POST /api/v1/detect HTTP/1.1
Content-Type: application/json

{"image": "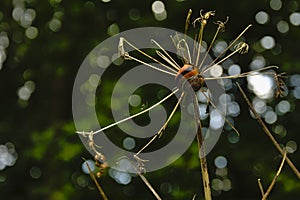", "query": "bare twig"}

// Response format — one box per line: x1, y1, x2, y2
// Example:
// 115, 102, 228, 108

126, 158, 162, 200
202, 91, 240, 136
236, 83, 300, 179
134, 92, 185, 157
192, 93, 212, 200
261, 151, 287, 200
192, 193, 197, 200
257, 178, 265, 196
77, 89, 179, 135
83, 158, 109, 200
138, 172, 162, 200
204, 24, 252, 71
